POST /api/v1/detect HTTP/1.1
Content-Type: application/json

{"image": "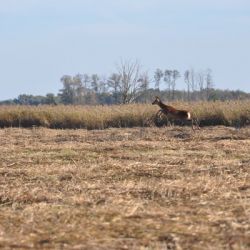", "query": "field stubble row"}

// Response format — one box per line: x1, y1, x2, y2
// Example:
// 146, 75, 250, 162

0, 126, 249, 249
